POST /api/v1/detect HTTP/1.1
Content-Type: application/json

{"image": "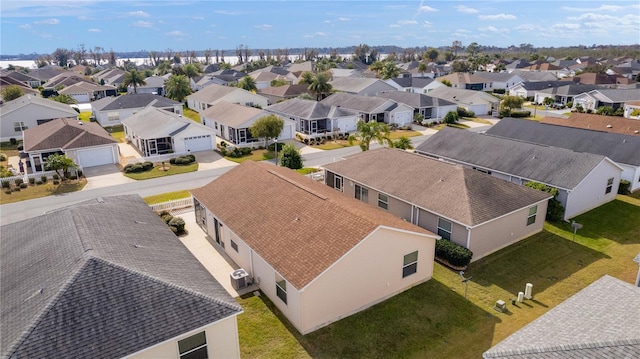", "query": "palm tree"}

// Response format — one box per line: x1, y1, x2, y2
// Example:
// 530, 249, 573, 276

379, 61, 400, 80
298, 71, 314, 85
417, 62, 427, 77
348, 120, 393, 151
50, 94, 77, 104
122, 69, 146, 93
182, 63, 203, 80
308, 72, 332, 101
238, 76, 257, 92
165, 75, 192, 102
